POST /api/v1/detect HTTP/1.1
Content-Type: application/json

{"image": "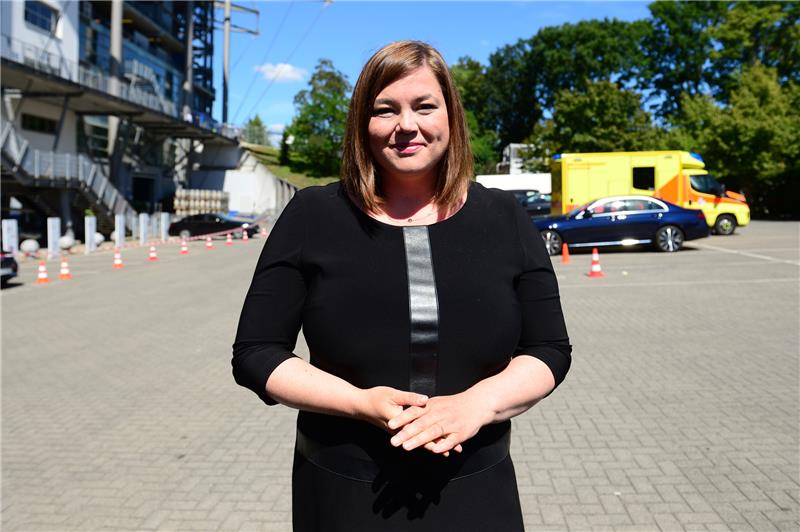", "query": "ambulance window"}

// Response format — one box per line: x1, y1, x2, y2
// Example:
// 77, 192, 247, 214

633, 167, 655, 190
